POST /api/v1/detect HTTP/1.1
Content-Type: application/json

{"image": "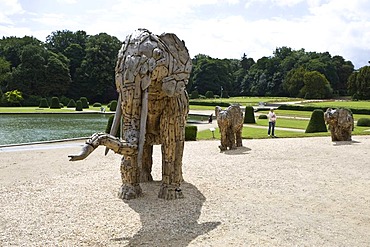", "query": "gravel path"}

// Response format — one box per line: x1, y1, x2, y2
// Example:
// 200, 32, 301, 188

1, 136, 370, 246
